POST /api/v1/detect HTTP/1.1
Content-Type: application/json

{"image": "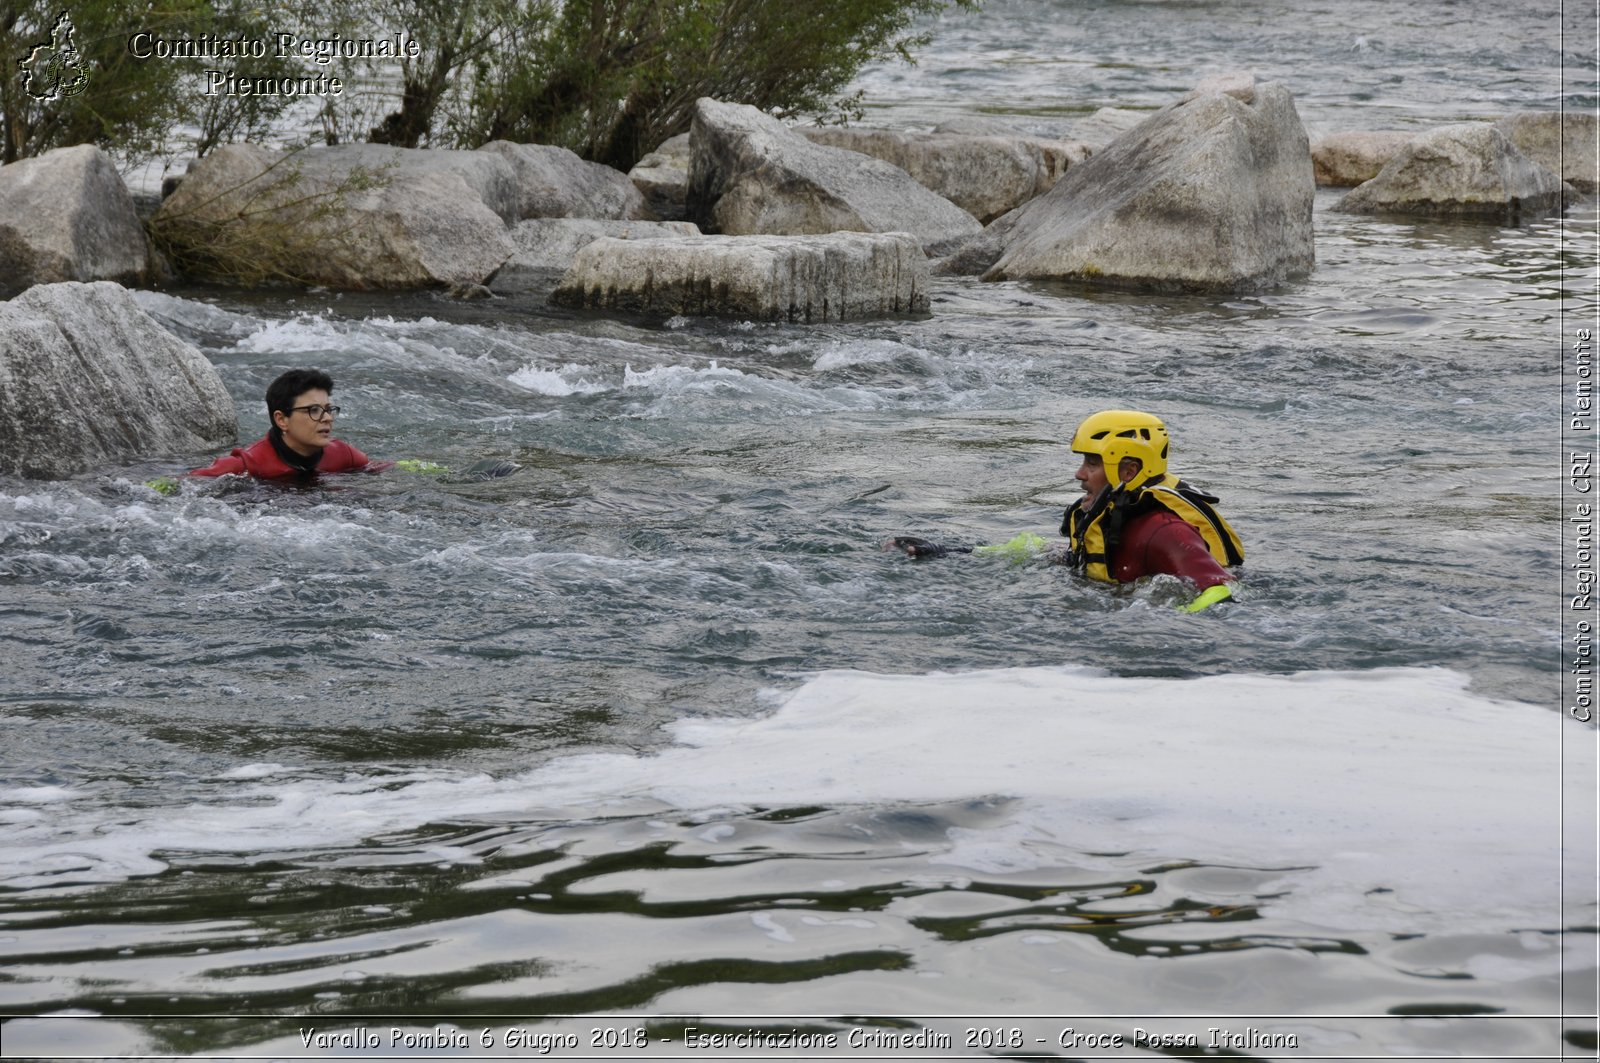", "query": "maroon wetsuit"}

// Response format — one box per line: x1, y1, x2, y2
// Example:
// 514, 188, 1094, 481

190, 431, 382, 479
1108, 507, 1233, 590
